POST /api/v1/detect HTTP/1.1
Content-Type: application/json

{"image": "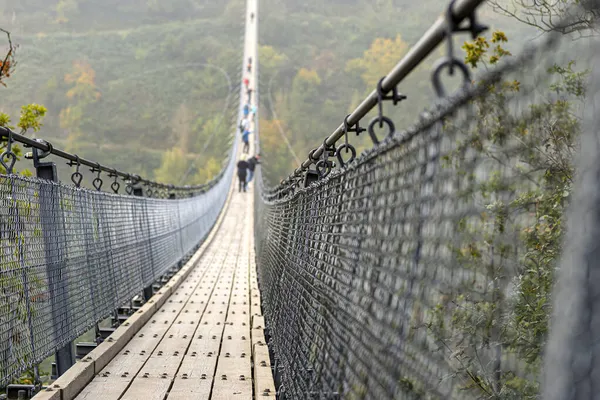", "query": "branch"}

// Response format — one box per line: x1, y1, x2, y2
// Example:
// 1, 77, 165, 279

489, 0, 598, 35
0, 28, 16, 85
